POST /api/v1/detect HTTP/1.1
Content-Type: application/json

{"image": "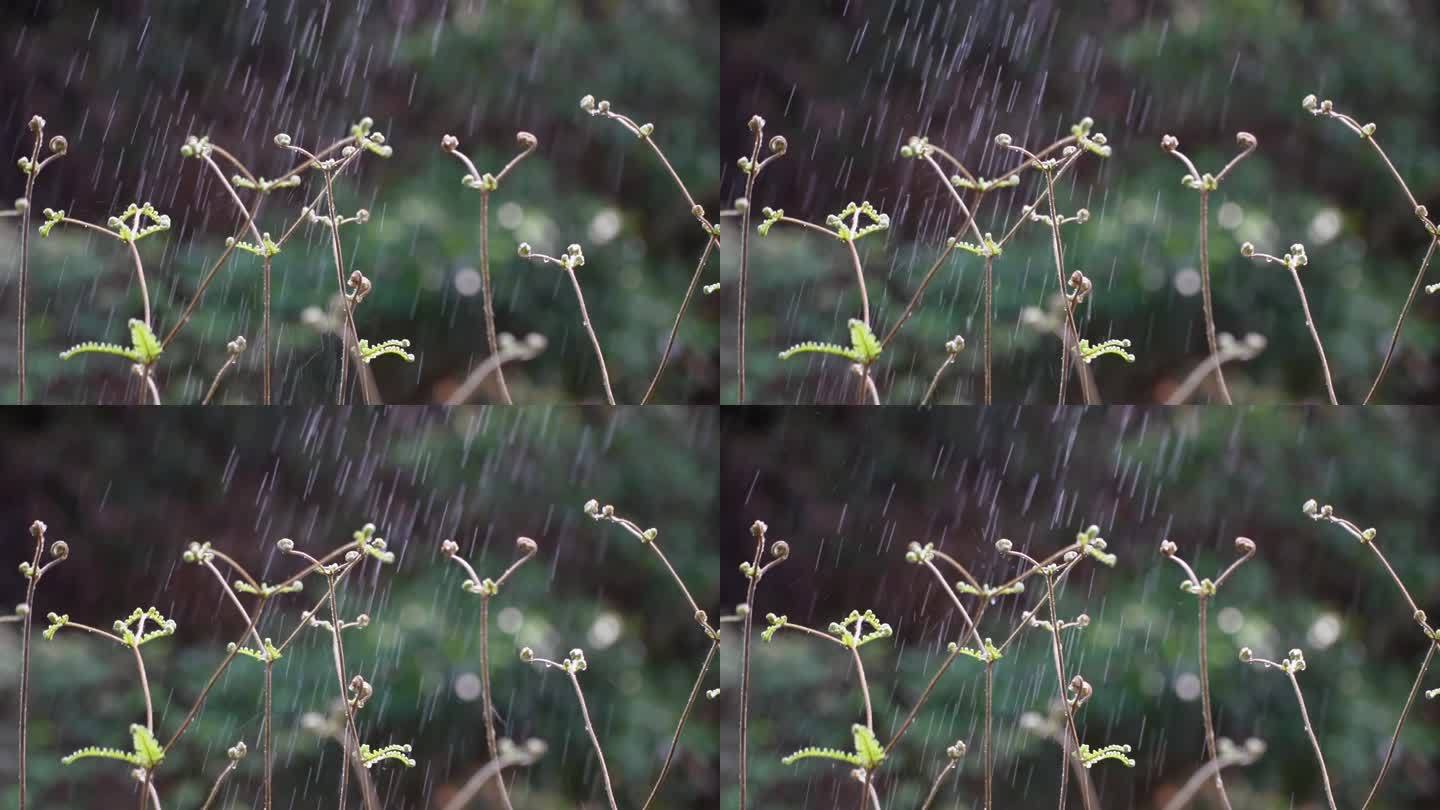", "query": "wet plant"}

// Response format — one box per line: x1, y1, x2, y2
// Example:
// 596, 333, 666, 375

1160, 131, 1258, 404
734, 519, 790, 810
500, 499, 717, 809
441, 131, 538, 404
919, 334, 965, 406
12, 115, 67, 403
1159, 536, 1258, 810
12, 520, 69, 810
734, 115, 787, 402
1240, 241, 1338, 403
517, 241, 615, 404
439, 534, 540, 810
582, 95, 720, 404
740, 522, 1134, 810
1302, 94, 1440, 403
1298, 498, 1440, 810
893, 116, 1118, 405
763, 200, 891, 402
